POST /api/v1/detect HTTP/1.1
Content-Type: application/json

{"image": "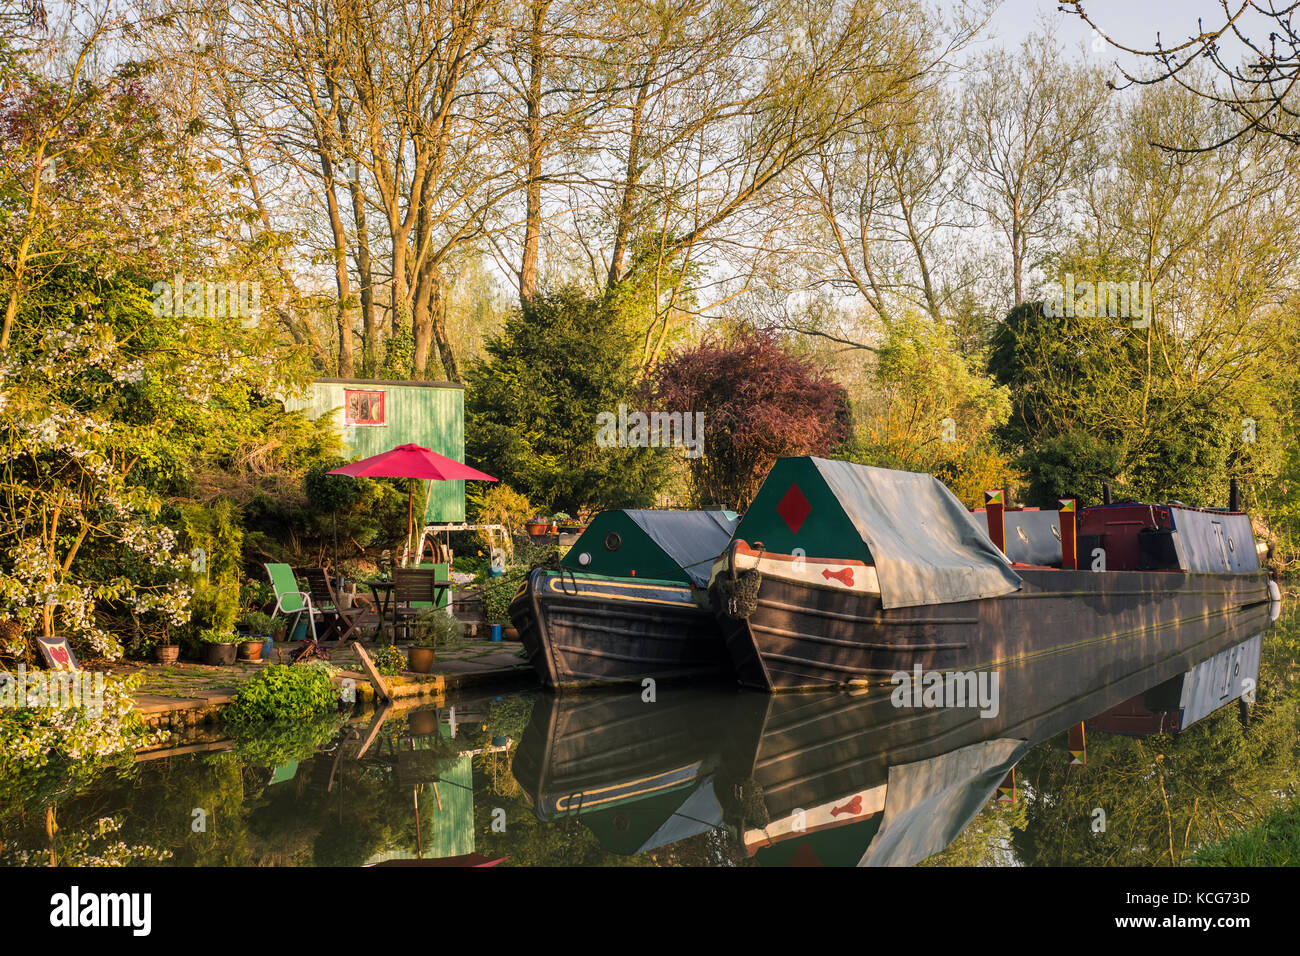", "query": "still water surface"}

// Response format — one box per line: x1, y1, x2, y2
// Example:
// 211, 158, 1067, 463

2, 600, 1297, 866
